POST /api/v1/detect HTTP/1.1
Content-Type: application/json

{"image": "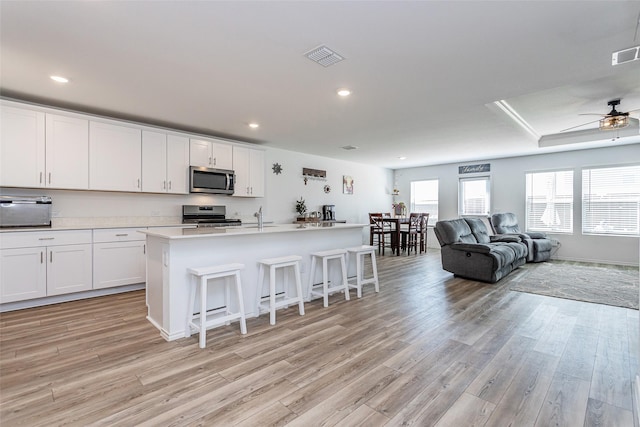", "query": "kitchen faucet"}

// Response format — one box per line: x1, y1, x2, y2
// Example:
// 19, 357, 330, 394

254, 206, 263, 229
